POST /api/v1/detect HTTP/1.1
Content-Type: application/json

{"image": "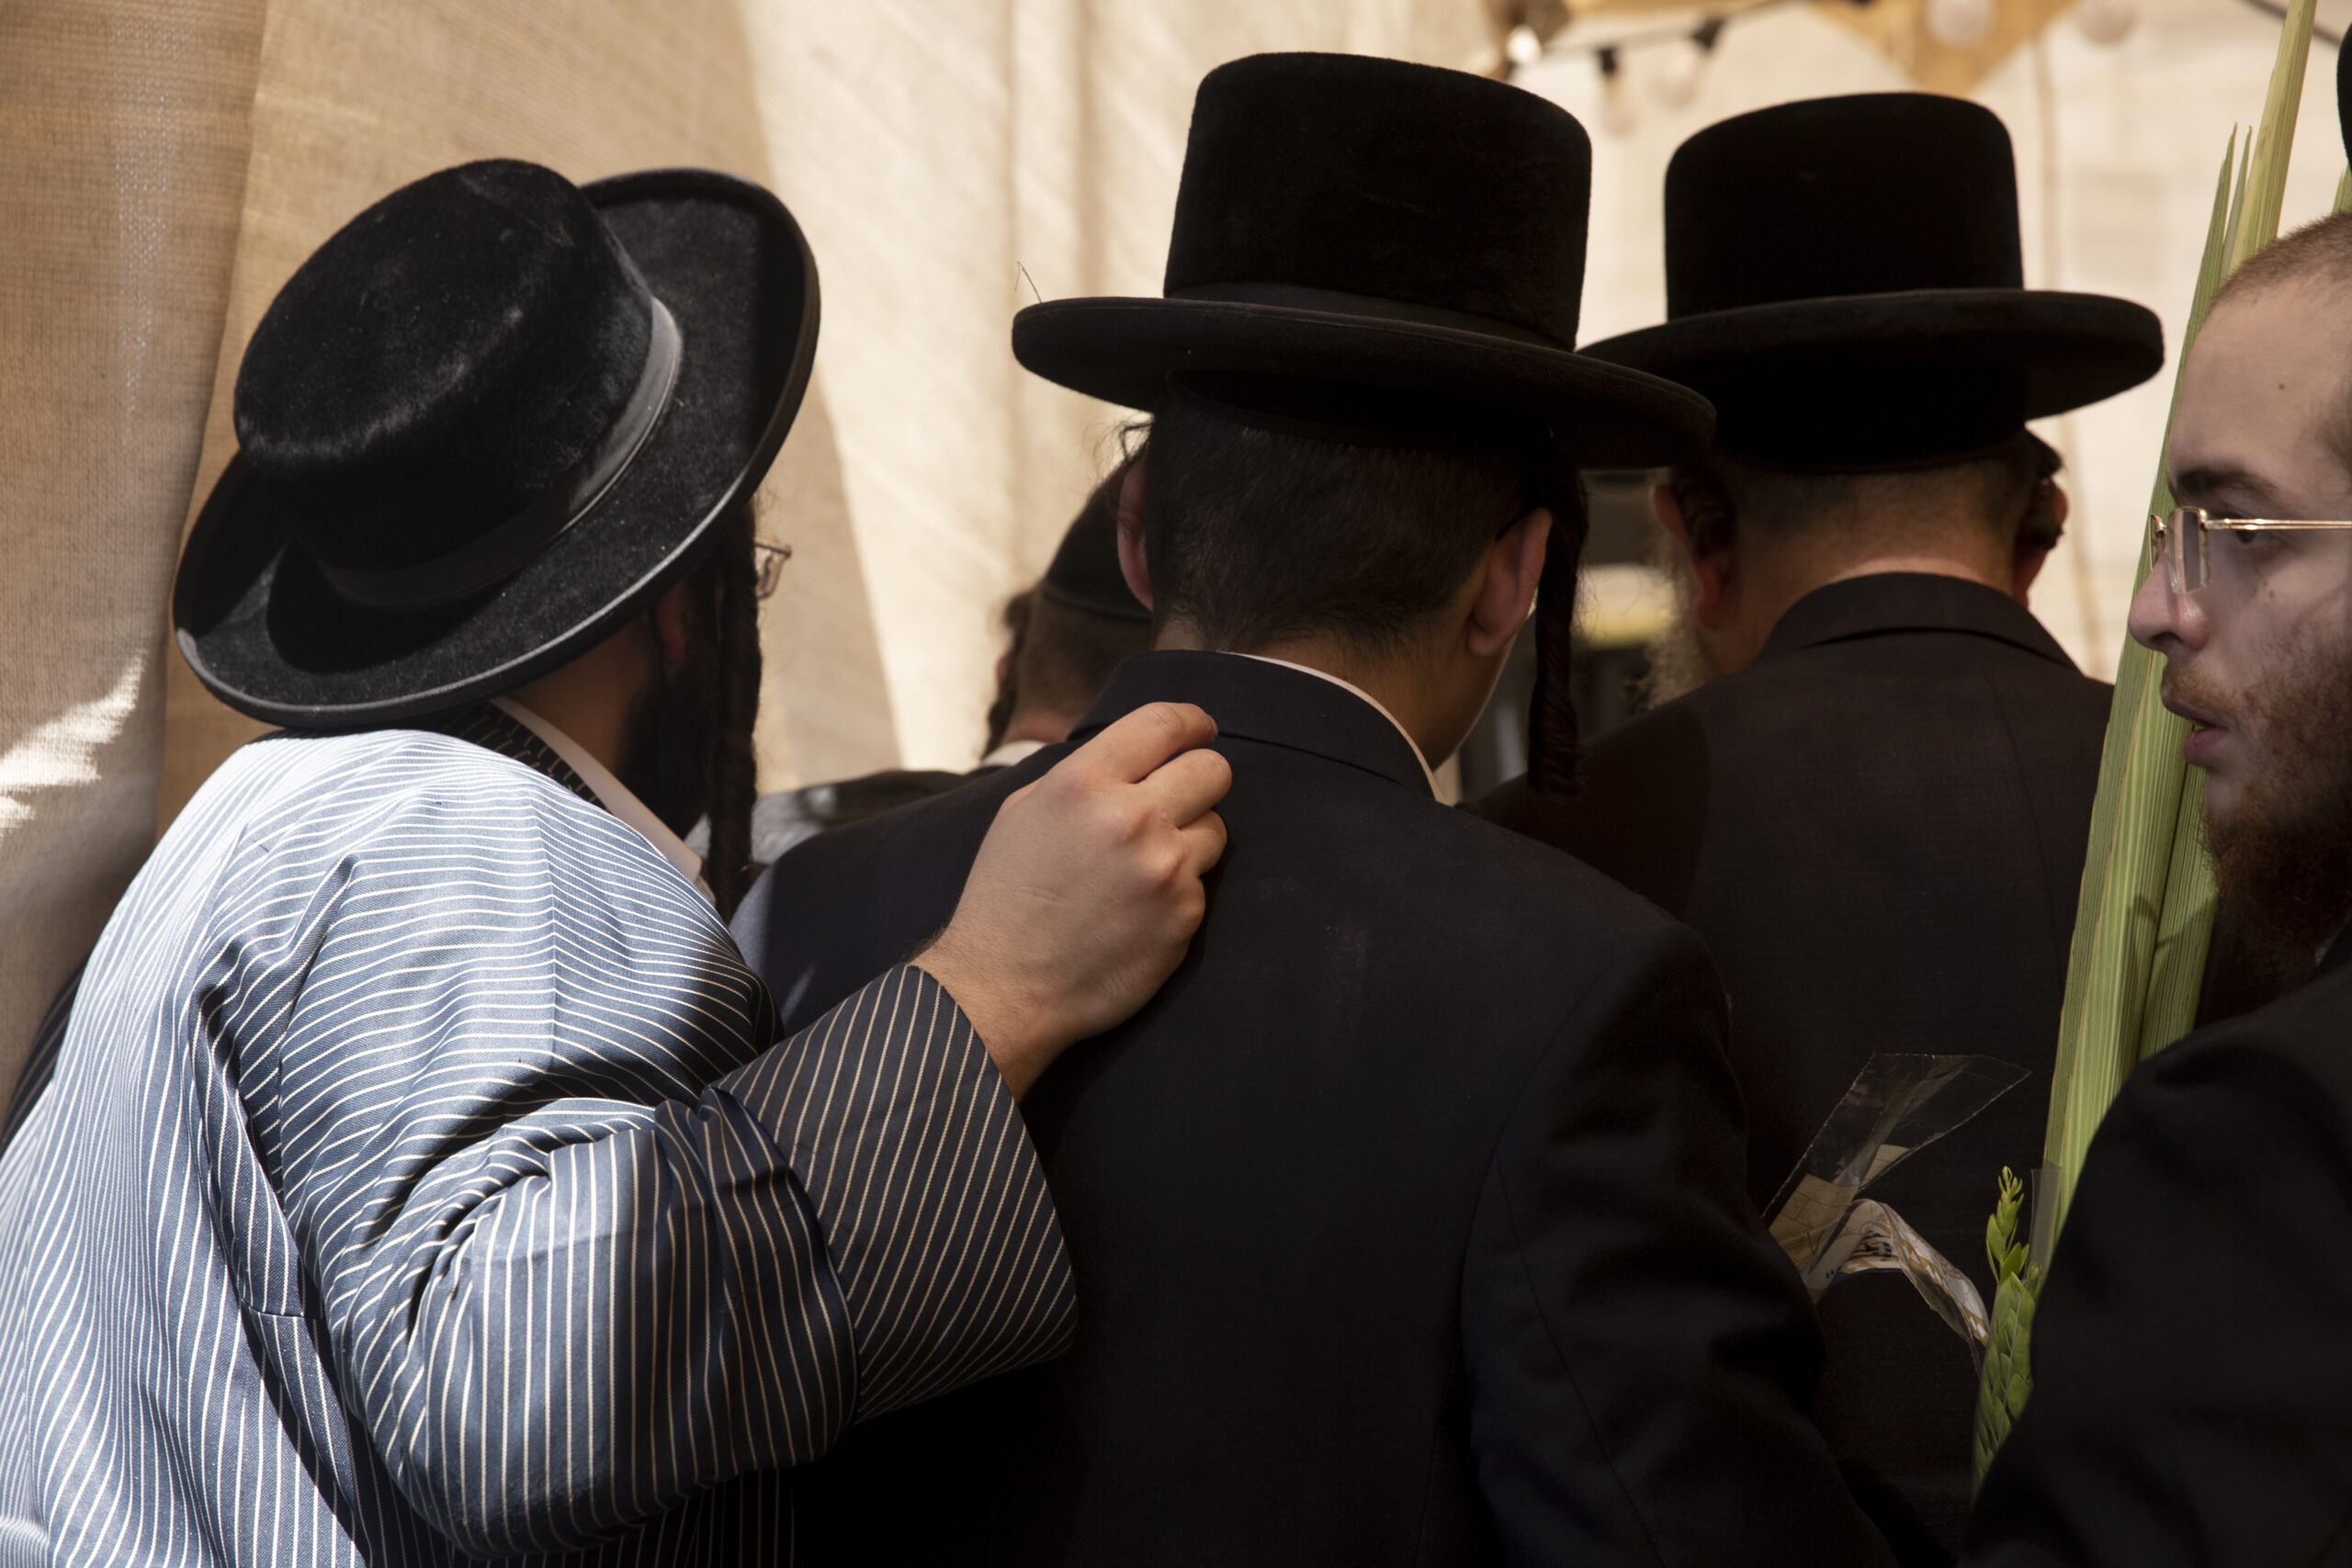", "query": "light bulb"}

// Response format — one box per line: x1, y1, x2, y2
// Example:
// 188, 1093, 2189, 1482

1925, 0, 1996, 49
1654, 40, 1704, 107
1596, 47, 1638, 136
1506, 23, 1545, 68
2073, 0, 2135, 44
